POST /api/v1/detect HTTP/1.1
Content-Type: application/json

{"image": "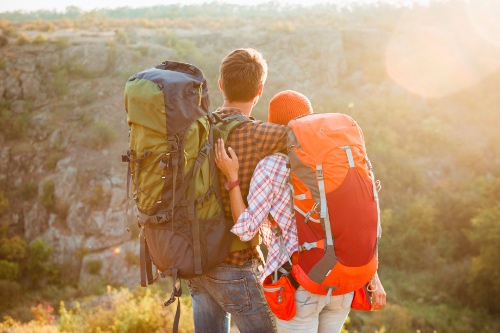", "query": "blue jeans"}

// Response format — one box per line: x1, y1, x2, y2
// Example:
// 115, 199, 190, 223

187, 259, 277, 333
